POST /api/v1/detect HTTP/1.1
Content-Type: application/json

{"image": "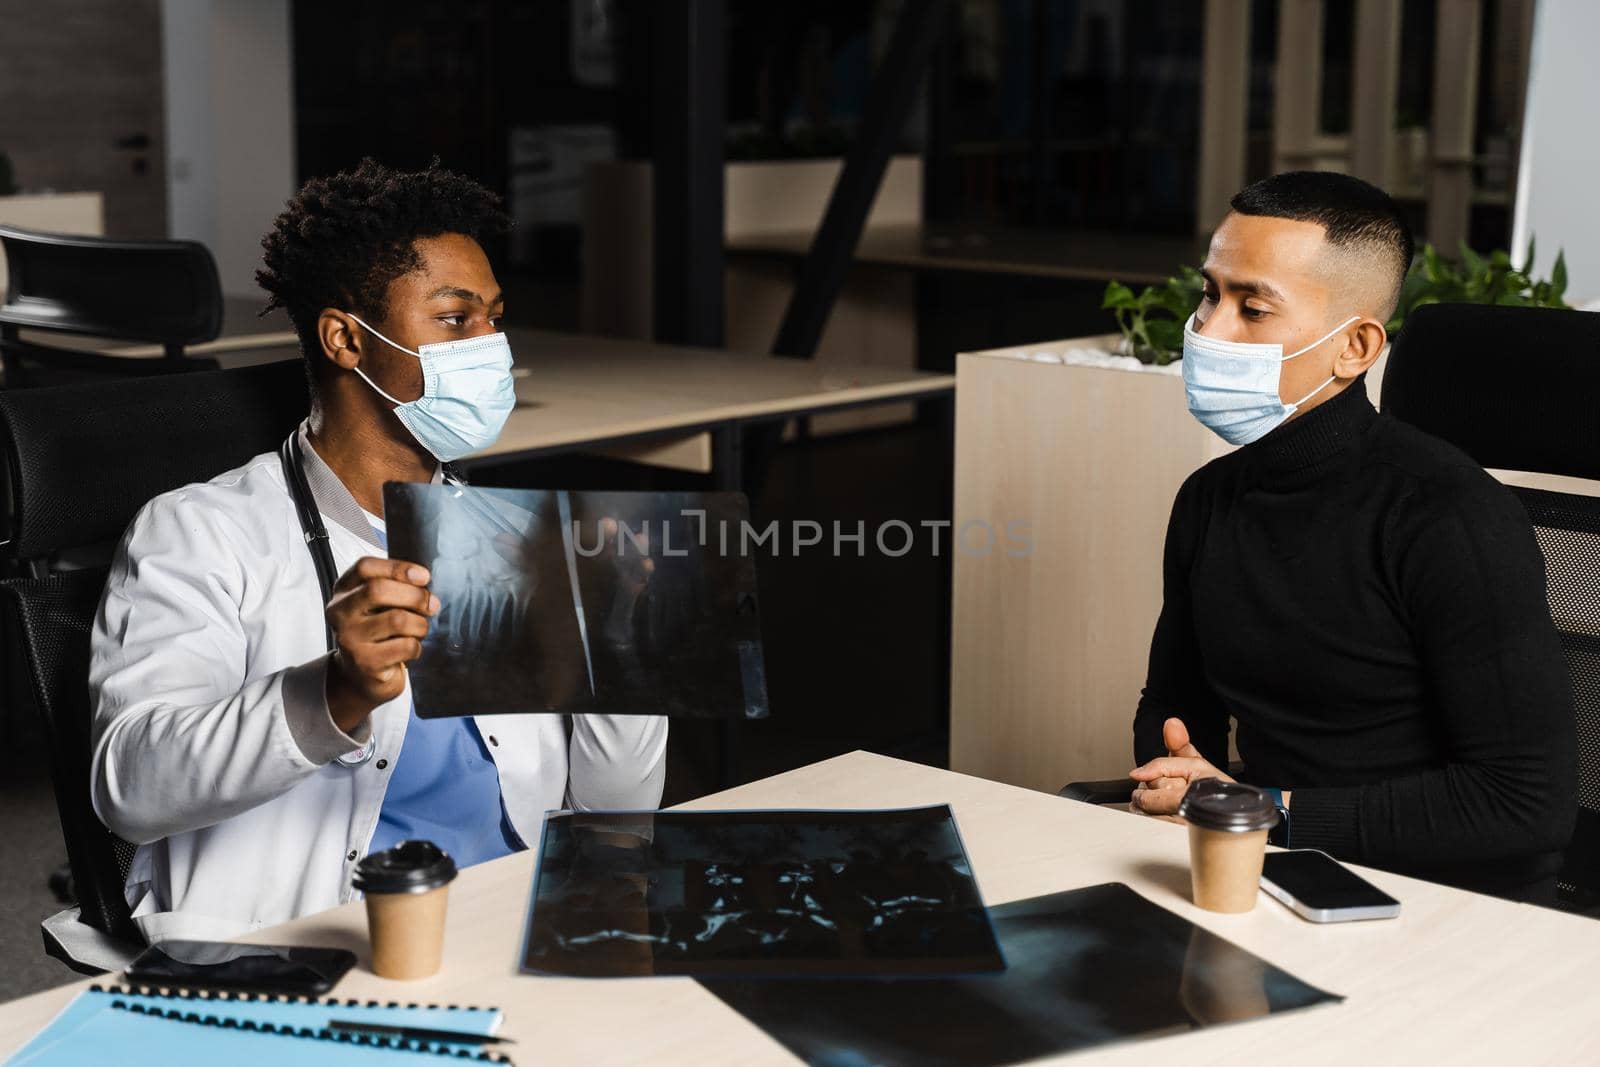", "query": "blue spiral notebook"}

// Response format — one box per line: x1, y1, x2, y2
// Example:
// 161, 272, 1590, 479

5, 984, 507, 1066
